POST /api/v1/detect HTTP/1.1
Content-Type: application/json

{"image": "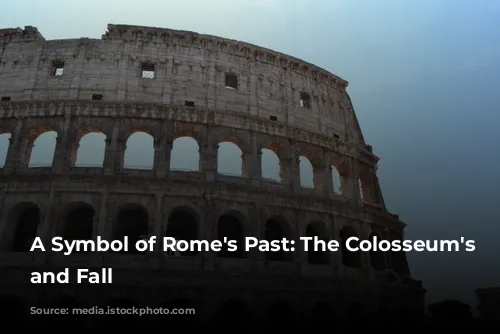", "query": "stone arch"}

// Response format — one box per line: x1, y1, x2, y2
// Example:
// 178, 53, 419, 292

60, 202, 95, 247
264, 216, 293, 262
359, 166, 376, 203
7, 202, 40, 252
123, 131, 155, 170
369, 232, 386, 270
330, 155, 350, 196
310, 301, 335, 330
331, 165, 342, 194
74, 131, 107, 167
215, 299, 249, 332
39, 295, 84, 331
305, 221, 330, 265
98, 298, 142, 330
28, 130, 58, 167
217, 210, 247, 258
113, 203, 149, 254
0, 132, 11, 168
0, 295, 25, 324
261, 148, 281, 182
340, 226, 361, 268
158, 298, 198, 329
165, 206, 199, 256
267, 300, 295, 331
217, 141, 244, 176
299, 155, 314, 188
170, 136, 200, 171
